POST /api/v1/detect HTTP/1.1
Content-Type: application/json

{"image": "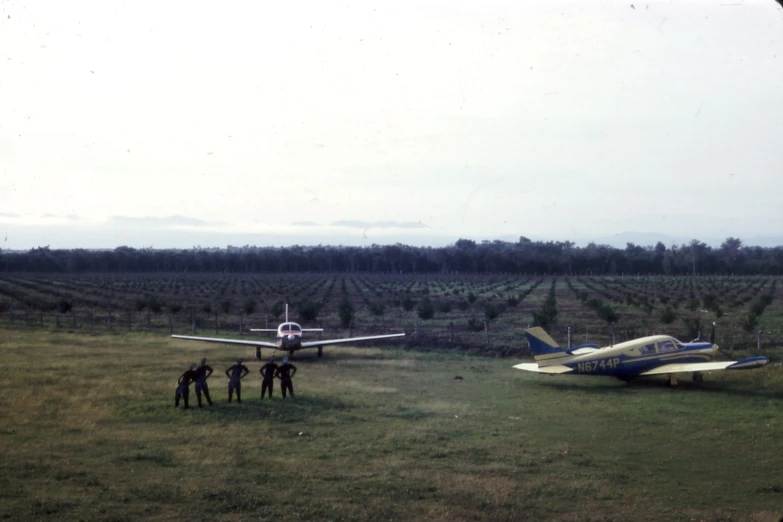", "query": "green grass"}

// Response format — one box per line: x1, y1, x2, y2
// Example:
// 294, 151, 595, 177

1, 329, 782, 521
